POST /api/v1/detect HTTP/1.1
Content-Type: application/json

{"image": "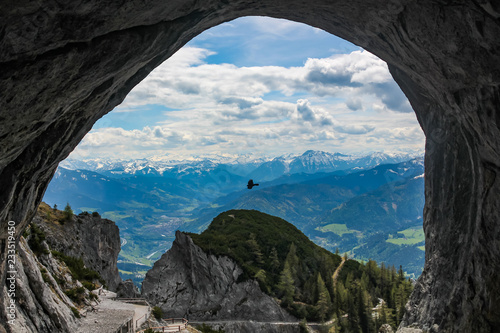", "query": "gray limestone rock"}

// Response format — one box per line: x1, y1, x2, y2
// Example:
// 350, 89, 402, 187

3, 238, 78, 333
116, 279, 140, 299
142, 231, 295, 322
32, 209, 122, 291
379, 323, 394, 333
